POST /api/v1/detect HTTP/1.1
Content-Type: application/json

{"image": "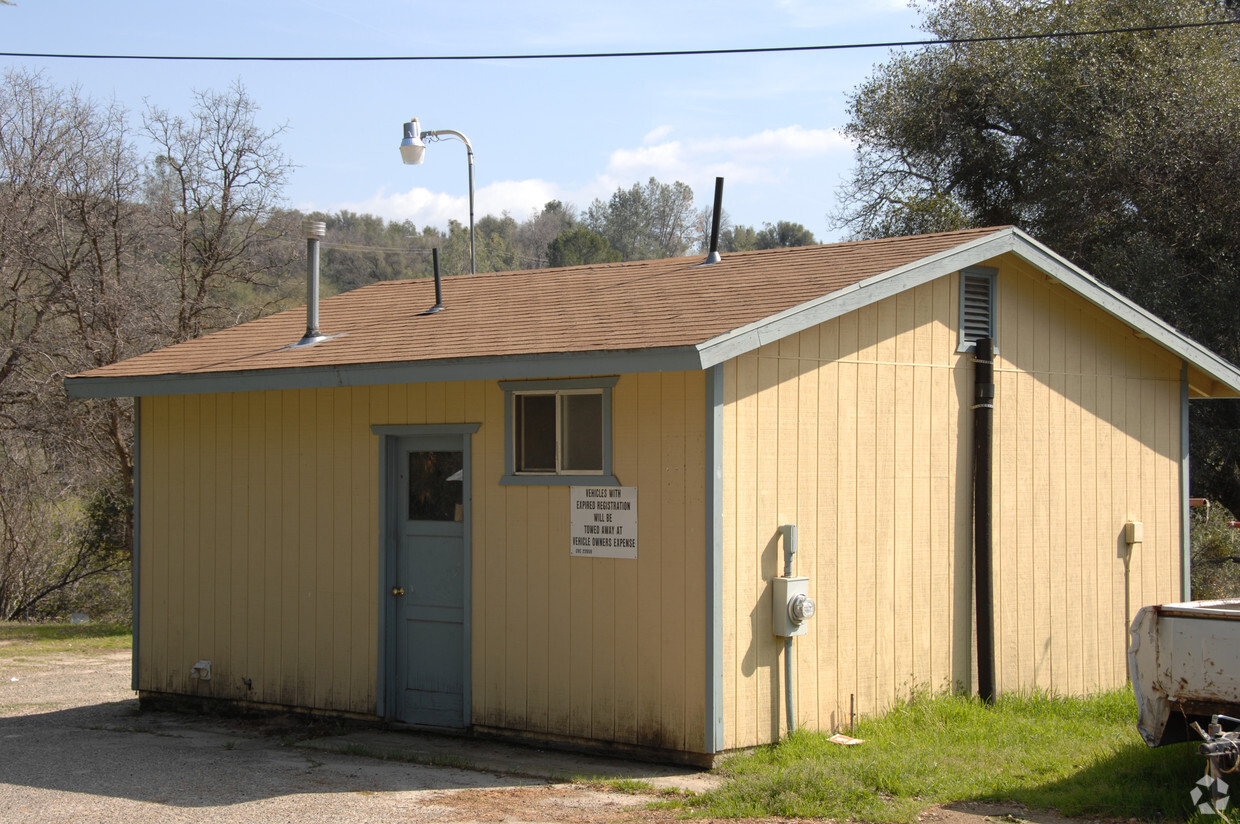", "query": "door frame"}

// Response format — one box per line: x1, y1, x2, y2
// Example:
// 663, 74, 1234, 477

372, 423, 480, 724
